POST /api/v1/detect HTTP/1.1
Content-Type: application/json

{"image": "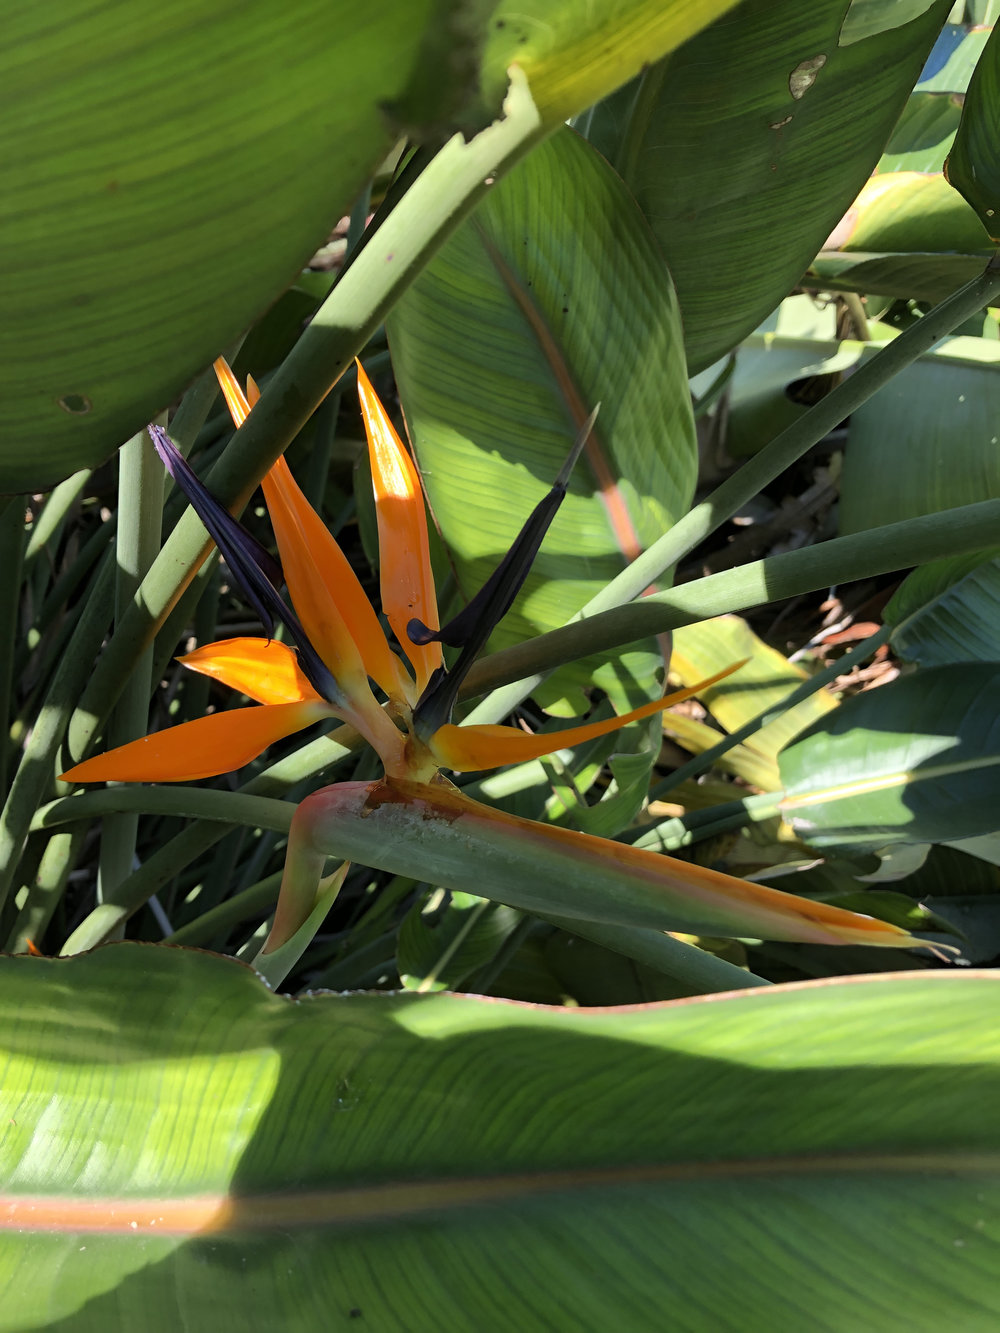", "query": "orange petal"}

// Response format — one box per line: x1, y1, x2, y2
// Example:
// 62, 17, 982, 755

261, 456, 410, 706
431, 665, 746, 772
60, 701, 331, 784
355, 359, 442, 691
178, 637, 322, 706
214, 357, 252, 427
